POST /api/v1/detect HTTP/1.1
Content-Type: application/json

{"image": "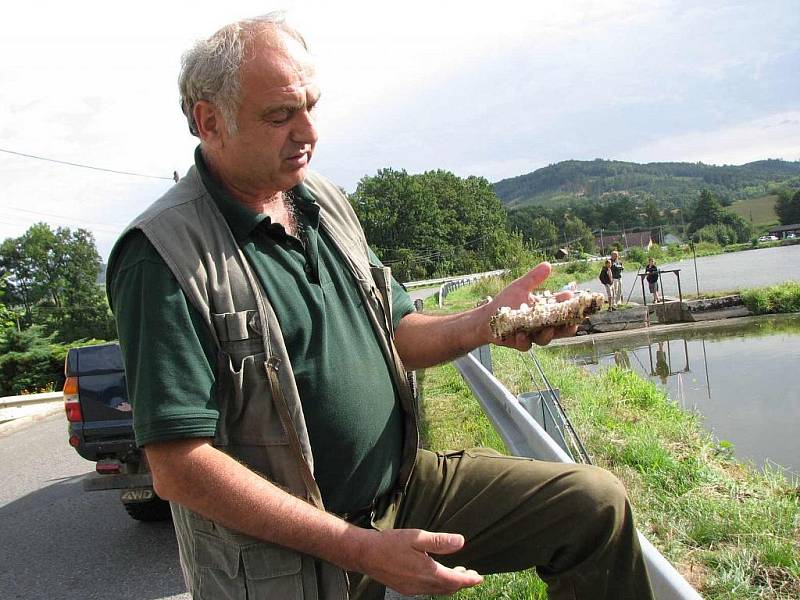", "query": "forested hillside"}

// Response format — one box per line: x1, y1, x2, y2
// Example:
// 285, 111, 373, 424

494, 159, 800, 210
